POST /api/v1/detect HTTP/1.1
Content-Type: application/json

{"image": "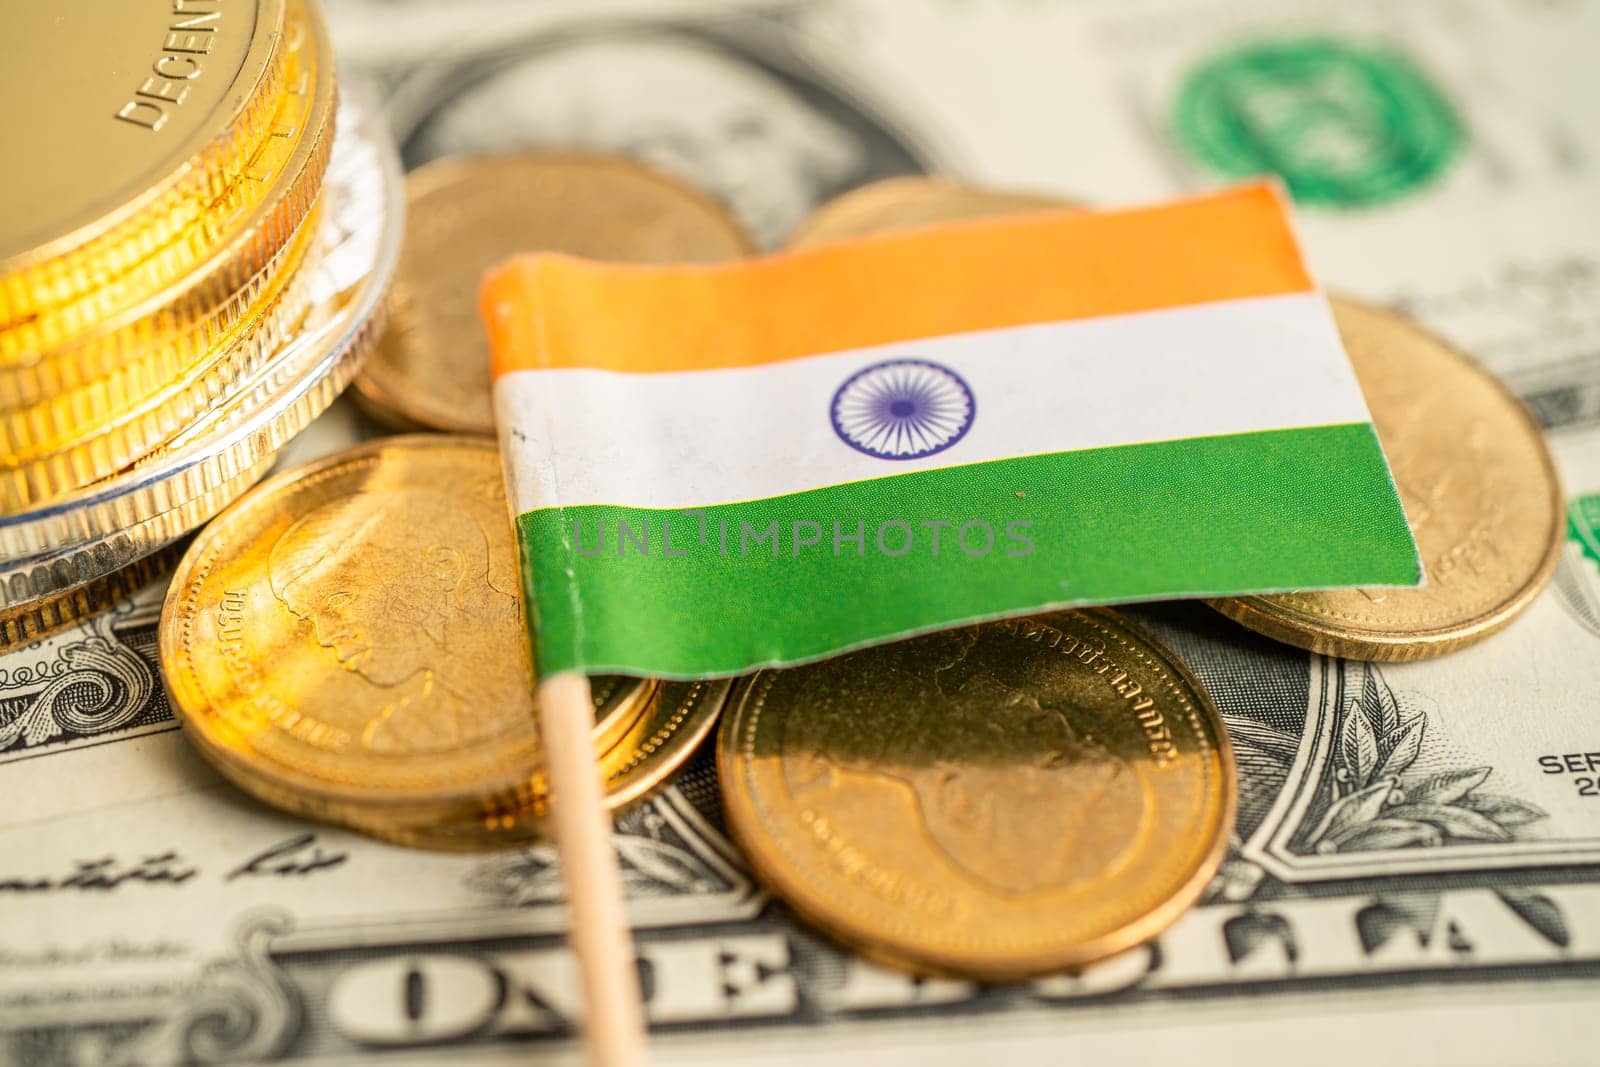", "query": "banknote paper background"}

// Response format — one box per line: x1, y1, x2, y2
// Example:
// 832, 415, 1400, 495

4, 0, 1600, 1063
